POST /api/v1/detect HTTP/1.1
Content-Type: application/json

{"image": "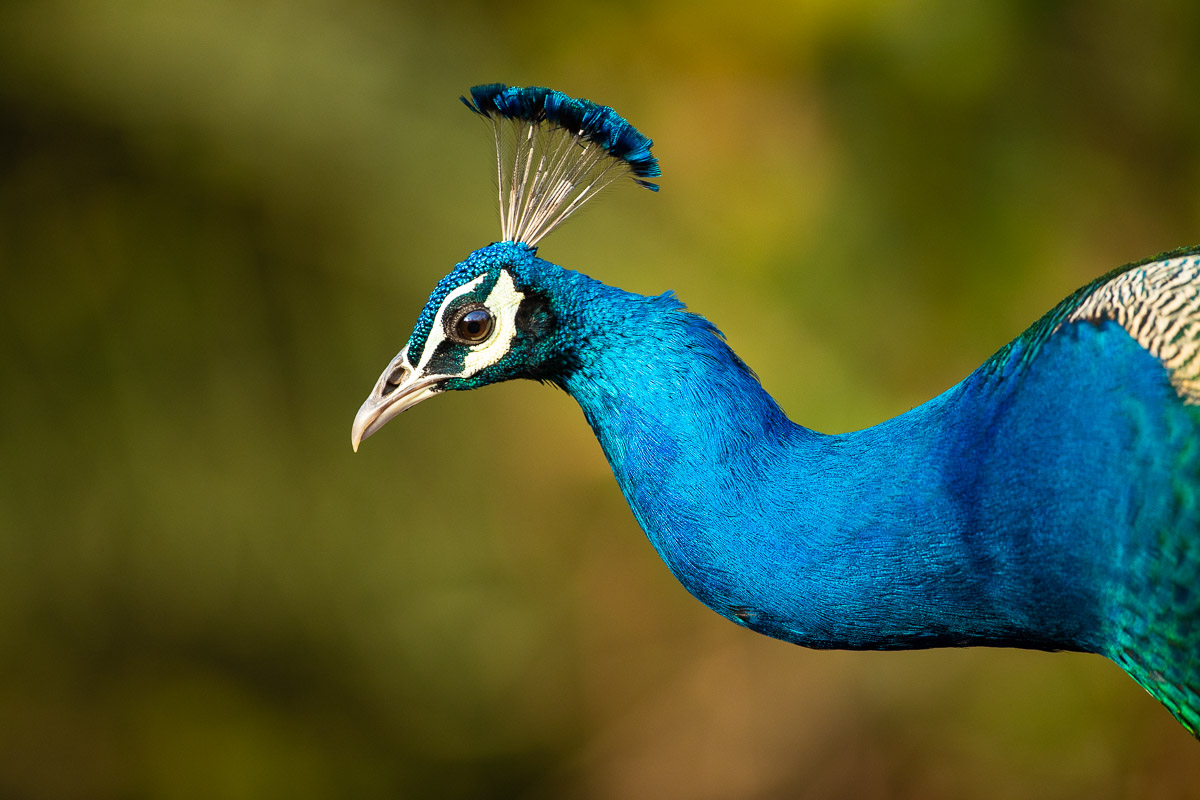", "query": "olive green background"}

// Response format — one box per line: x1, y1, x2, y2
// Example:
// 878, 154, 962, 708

3, 1, 1200, 797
